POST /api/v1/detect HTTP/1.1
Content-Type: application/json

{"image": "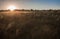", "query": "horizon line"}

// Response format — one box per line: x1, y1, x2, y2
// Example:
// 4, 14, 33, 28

0, 9, 60, 10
